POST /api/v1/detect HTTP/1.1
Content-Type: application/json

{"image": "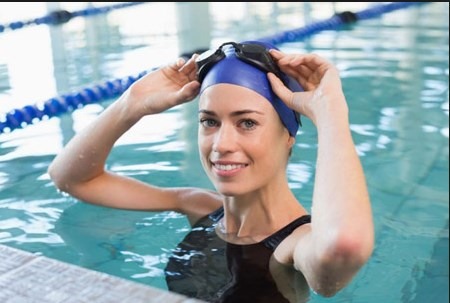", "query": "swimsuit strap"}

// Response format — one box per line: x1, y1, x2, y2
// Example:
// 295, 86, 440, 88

208, 207, 311, 250
262, 215, 311, 251
208, 206, 225, 222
